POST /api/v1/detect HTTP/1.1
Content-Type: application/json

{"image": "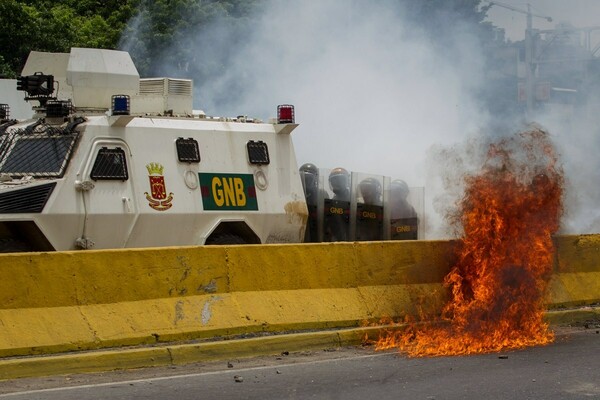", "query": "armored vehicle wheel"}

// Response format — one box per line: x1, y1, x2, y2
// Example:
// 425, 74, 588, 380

205, 234, 247, 245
